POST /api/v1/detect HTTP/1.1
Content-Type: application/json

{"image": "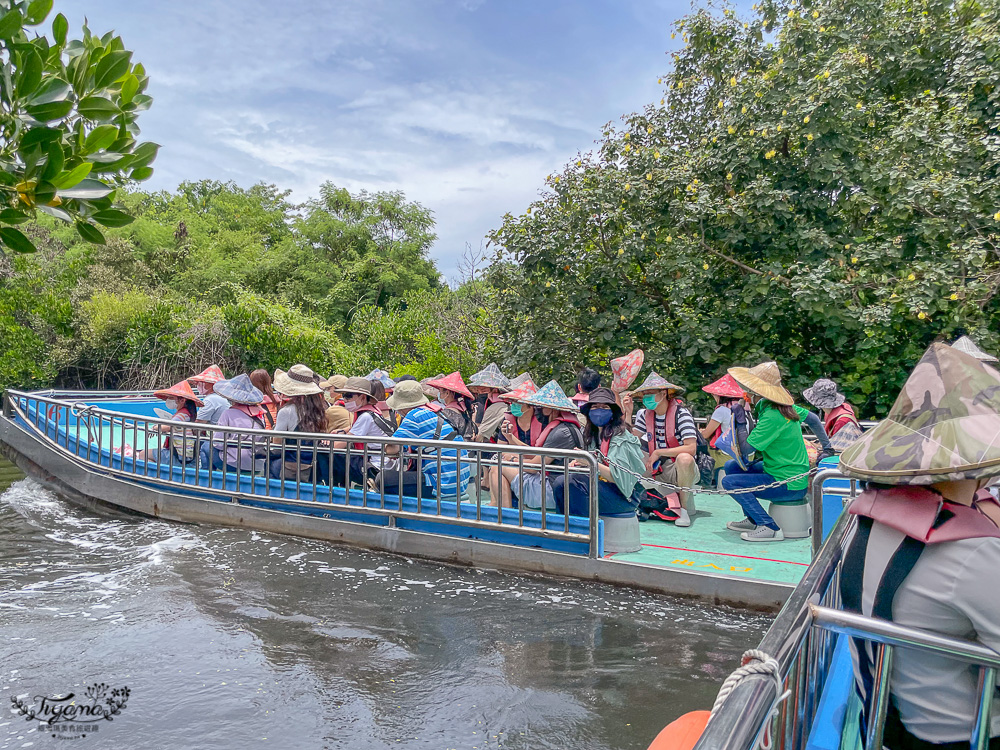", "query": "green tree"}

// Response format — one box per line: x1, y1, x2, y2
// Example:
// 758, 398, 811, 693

0, 0, 156, 254
489, 0, 1000, 416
